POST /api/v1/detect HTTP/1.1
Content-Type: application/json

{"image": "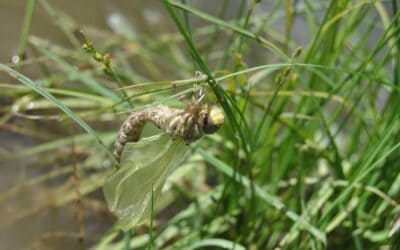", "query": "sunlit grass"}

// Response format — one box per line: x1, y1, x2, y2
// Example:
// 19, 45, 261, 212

0, 0, 399, 249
